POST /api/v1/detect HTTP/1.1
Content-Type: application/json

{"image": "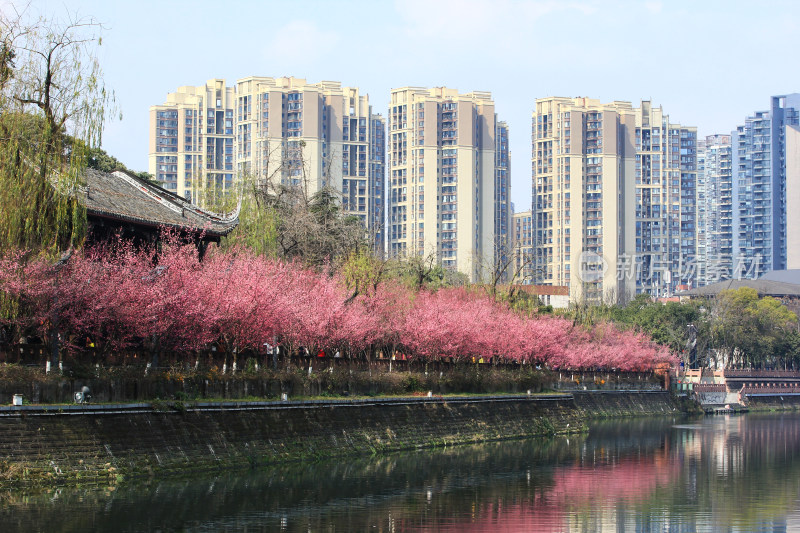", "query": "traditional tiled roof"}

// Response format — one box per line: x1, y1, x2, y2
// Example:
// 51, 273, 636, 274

82, 169, 239, 237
